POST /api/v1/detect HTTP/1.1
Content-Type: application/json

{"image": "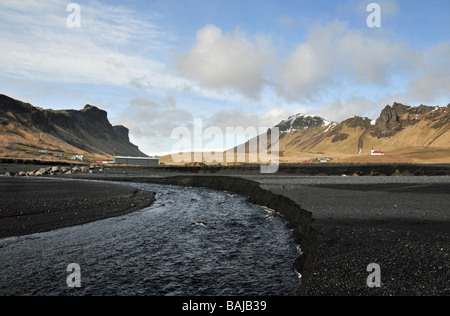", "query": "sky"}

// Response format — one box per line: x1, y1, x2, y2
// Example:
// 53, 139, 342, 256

0, 0, 449, 155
